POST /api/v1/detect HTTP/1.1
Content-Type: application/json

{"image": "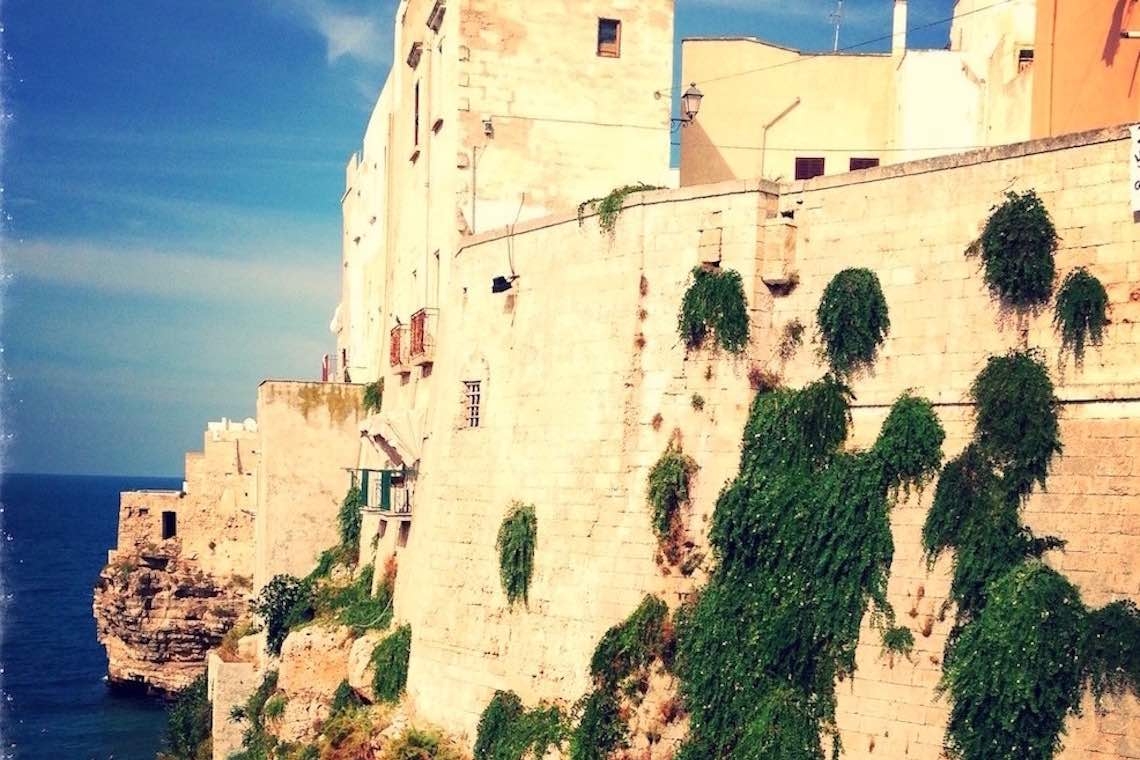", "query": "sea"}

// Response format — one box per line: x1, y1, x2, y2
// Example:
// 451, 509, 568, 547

0, 473, 182, 760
